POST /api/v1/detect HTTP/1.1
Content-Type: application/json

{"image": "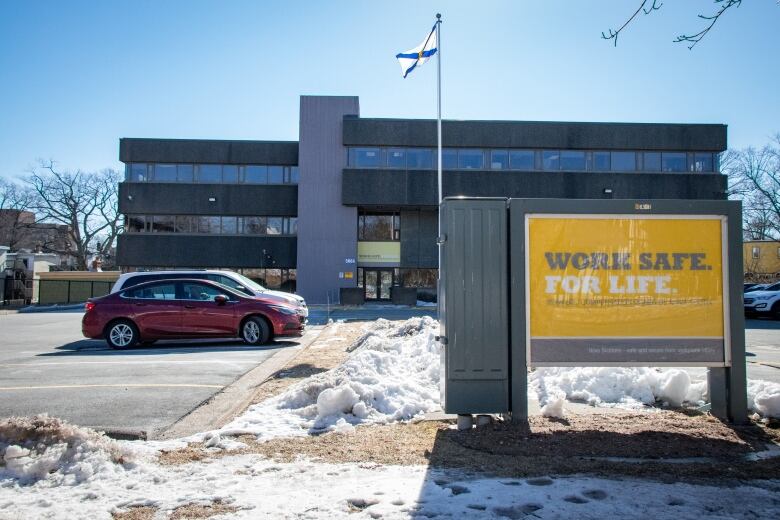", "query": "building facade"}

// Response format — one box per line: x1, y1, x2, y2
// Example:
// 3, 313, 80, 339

744, 240, 780, 283
116, 95, 728, 304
